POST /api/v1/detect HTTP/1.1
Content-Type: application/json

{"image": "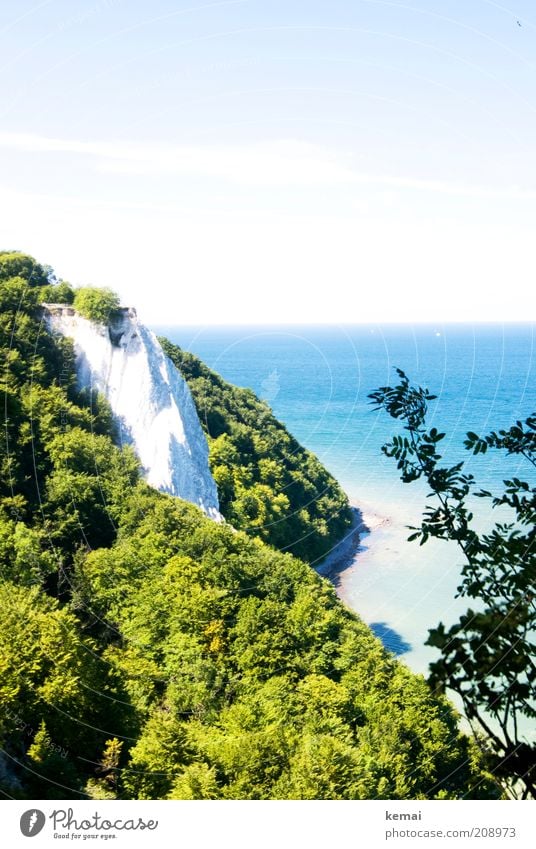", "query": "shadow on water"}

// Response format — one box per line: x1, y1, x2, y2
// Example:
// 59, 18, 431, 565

316, 508, 411, 657
370, 622, 412, 656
